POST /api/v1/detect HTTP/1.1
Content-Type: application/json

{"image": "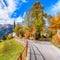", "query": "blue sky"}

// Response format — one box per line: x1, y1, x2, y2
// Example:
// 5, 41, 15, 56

0, 0, 60, 24
11, 0, 58, 18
